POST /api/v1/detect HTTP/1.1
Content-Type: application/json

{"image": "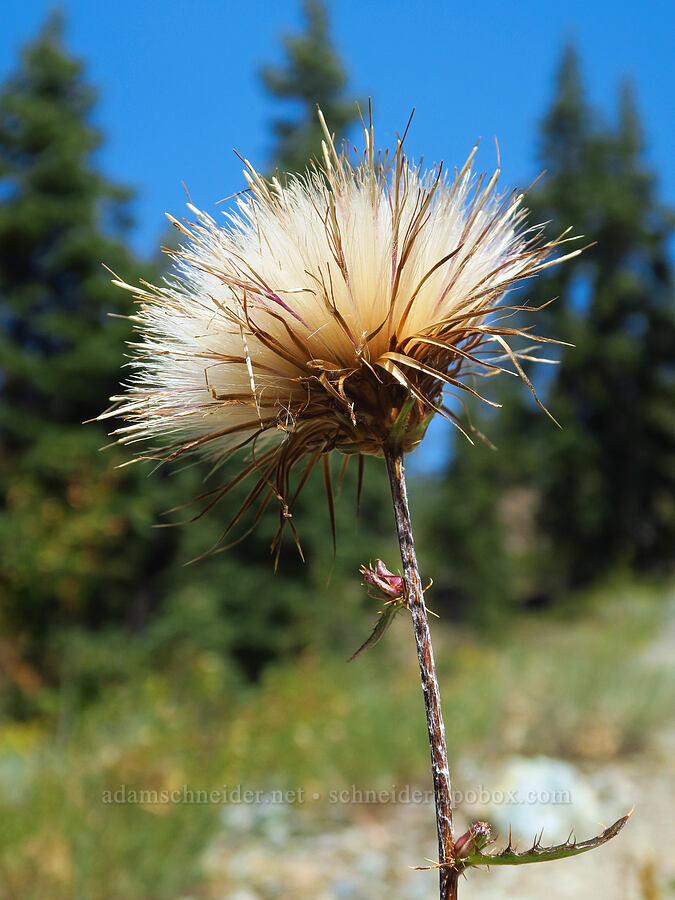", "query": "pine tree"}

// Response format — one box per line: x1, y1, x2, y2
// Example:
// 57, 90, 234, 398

0, 12, 135, 442
260, 0, 360, 173
0, 15, 181, 704
426, 45, 675, 618
528, 49, 675, 585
